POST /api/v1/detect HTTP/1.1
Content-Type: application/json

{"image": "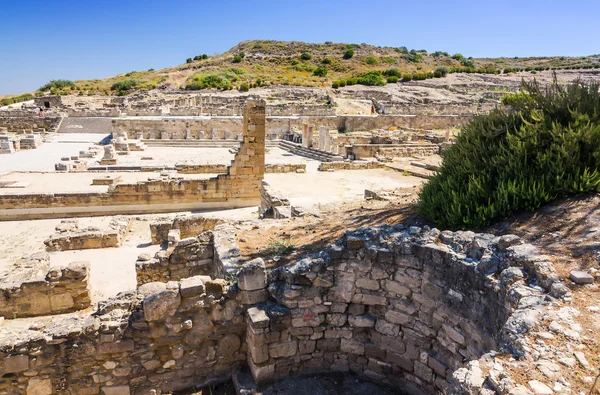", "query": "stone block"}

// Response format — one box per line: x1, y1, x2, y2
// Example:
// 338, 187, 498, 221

348, 314, 376, 328
442, 323, 466, 346
27, 378, 53, 395
247, 307, 270, 330
356, 278, 379, 291
179, 276, 206, 298
385, 310, 414, 326
414, 361, 433, 383
248, 357, 275, 383
99, 340, 135, 354
569, 271, 594, 284
143, 290, 181, 321
101, 386, 130, 395
269, 340, 297, 358
348, 303, 365, 315
299, 340, 316, 354
50, 292, 74, 311
4, 355, 29, 373
317, 338, 340, 352
352, 294, 387, 306
237, 258, 267, 291
384, 280, 412, 296
237, 289, 269, 305
386, 352, 413, 372
341, 339, 365, 355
